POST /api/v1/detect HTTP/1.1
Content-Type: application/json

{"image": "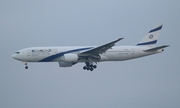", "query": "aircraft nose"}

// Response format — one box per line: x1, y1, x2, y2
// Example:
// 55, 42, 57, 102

12, 54, 15, 58
12, 54, 18, 60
